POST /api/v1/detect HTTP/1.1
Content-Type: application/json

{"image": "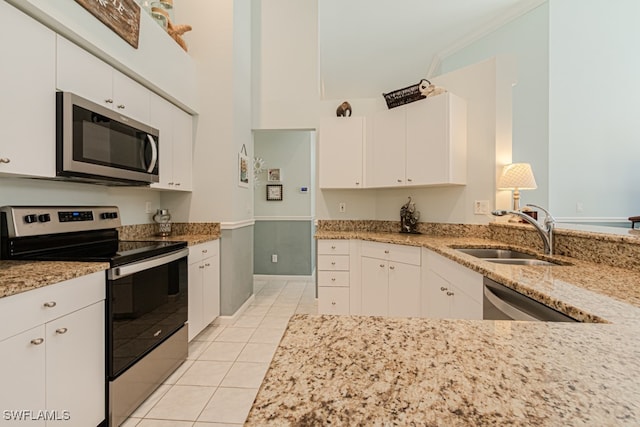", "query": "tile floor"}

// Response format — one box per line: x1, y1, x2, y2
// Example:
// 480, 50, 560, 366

121, 277, 317, 427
